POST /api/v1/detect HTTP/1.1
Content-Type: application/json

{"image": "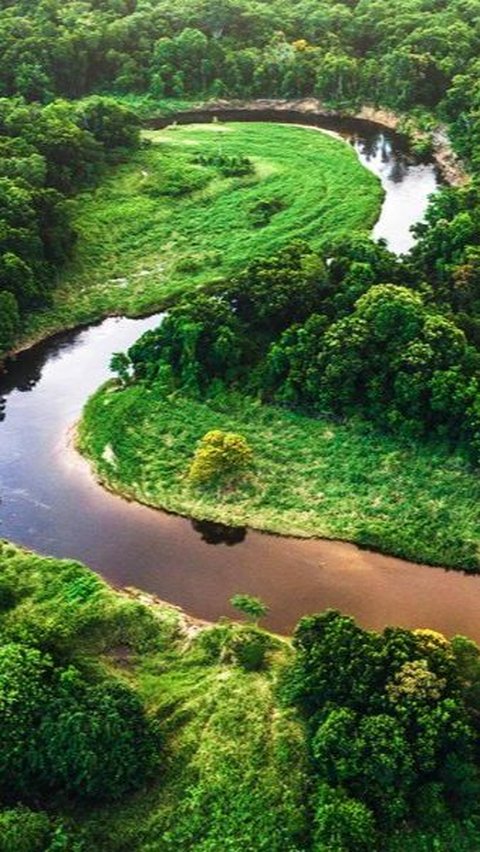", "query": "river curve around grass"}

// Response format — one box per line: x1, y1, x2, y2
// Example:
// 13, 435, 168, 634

3, 118, 476, 641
